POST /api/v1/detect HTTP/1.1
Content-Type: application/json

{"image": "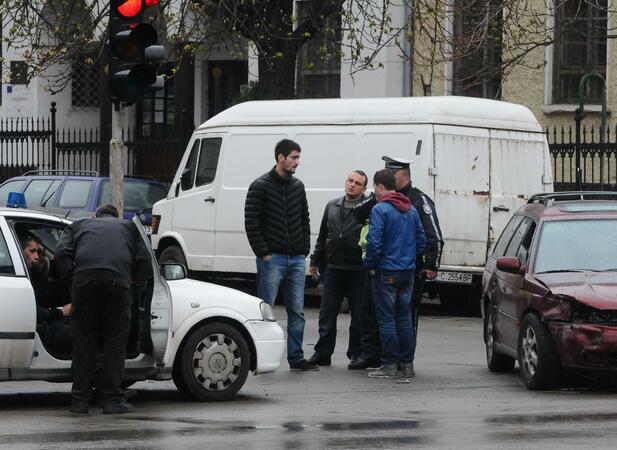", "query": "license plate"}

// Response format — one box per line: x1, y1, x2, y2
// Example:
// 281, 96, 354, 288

437, 271, 473, 284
